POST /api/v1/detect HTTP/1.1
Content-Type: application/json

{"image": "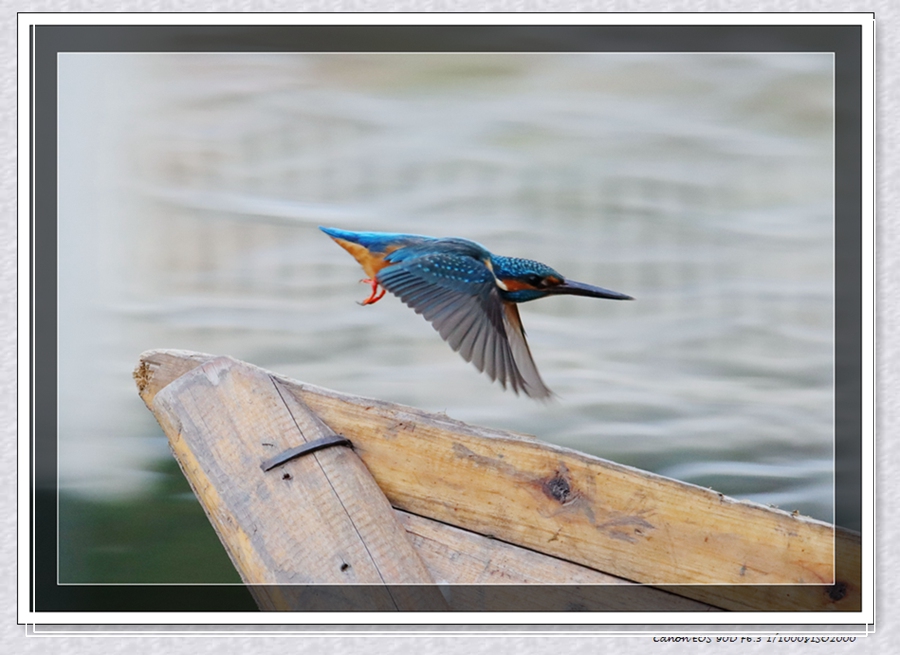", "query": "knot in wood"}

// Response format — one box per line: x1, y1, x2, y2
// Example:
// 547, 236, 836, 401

543, 473, 572, 504
828, 581, 847, 602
